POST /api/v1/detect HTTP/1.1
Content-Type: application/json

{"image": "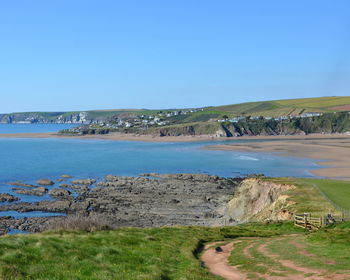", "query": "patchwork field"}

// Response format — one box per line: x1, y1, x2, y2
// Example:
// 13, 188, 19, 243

211, 96, 350, 118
